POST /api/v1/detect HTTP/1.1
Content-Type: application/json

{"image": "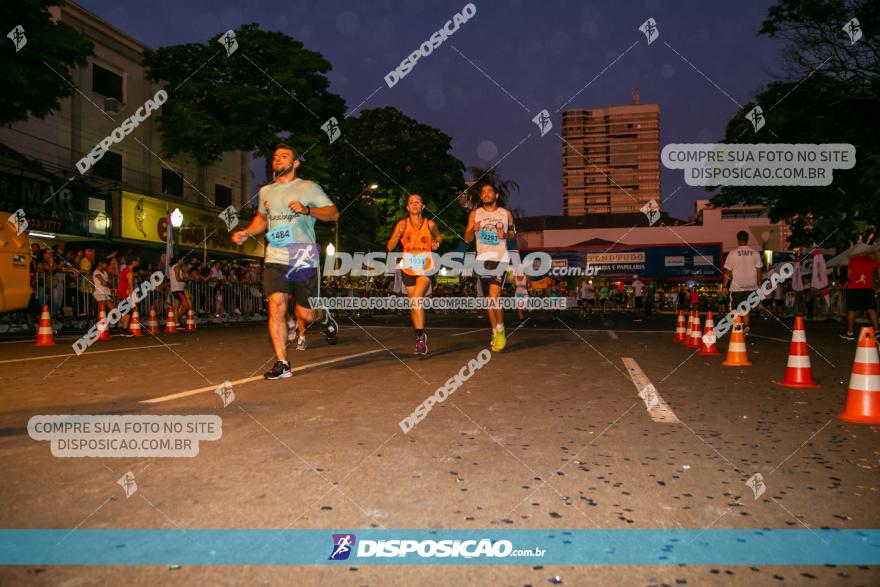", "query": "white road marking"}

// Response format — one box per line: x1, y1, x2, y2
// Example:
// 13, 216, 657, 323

450, 329, 487, 337
621, 357, 679, 424
141, 349, 384, 404
0, 337, 78, 344
607, 330, 619, 339
0, 344, 182, 365
361, 326, 672, 334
